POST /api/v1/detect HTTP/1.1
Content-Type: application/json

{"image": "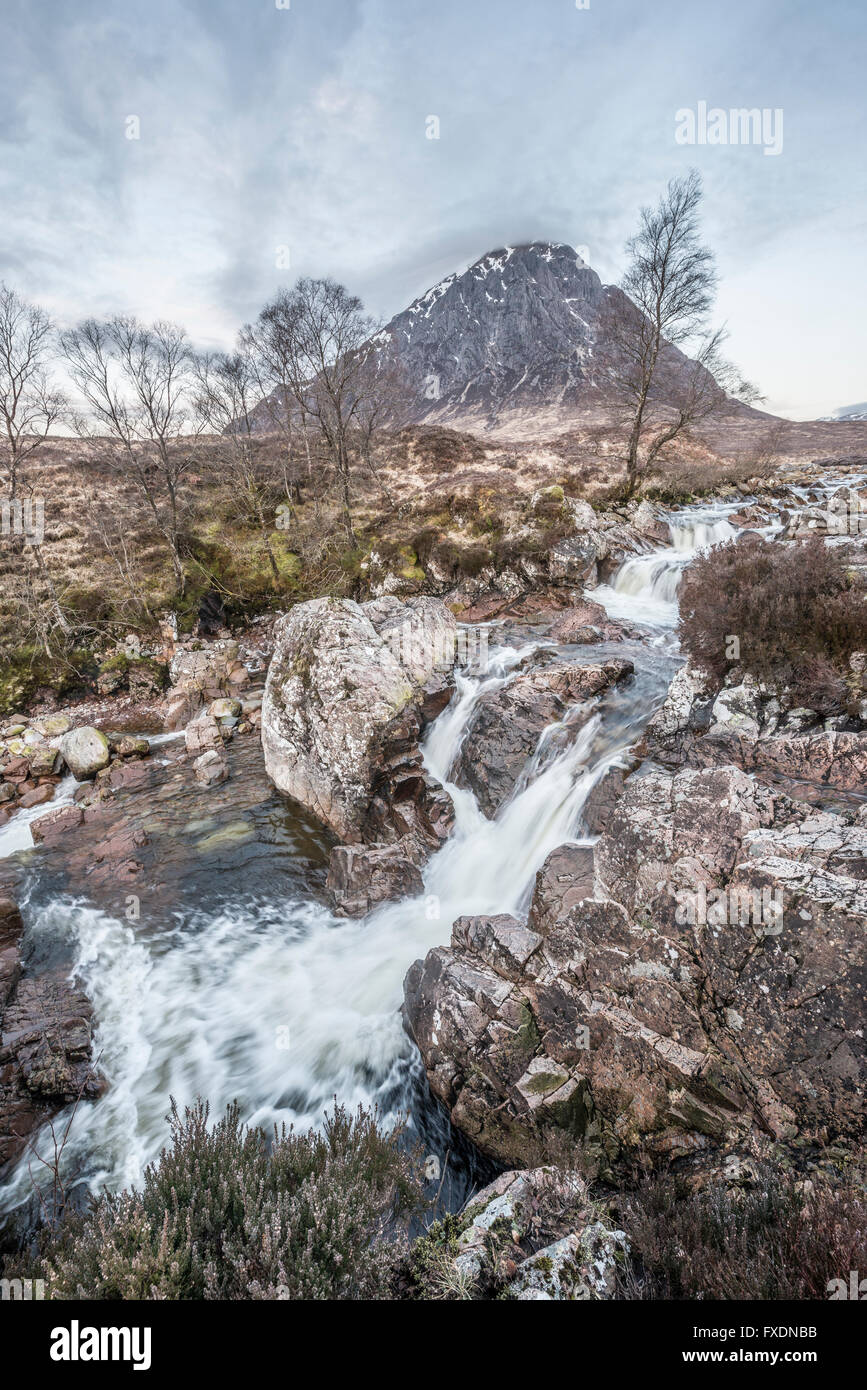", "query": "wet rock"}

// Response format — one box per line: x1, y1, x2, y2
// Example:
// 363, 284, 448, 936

194, 750, 230, 786
185, 713, 223, 756
18, 784, 55, 809
326, 836, 425, 916
453, 659, 633, 818
58, 726, 111, 779
0, 897, 102, 1179
30, 804, 84, 846
528, 845, 596, 934
581, 764, 631, 833
113, 734, 150, 759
